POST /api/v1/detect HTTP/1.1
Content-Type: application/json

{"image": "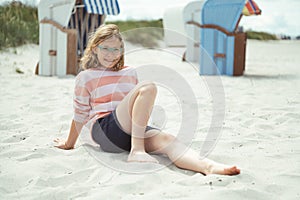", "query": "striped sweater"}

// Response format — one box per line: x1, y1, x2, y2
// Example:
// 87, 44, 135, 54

73, 66, 138, 129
